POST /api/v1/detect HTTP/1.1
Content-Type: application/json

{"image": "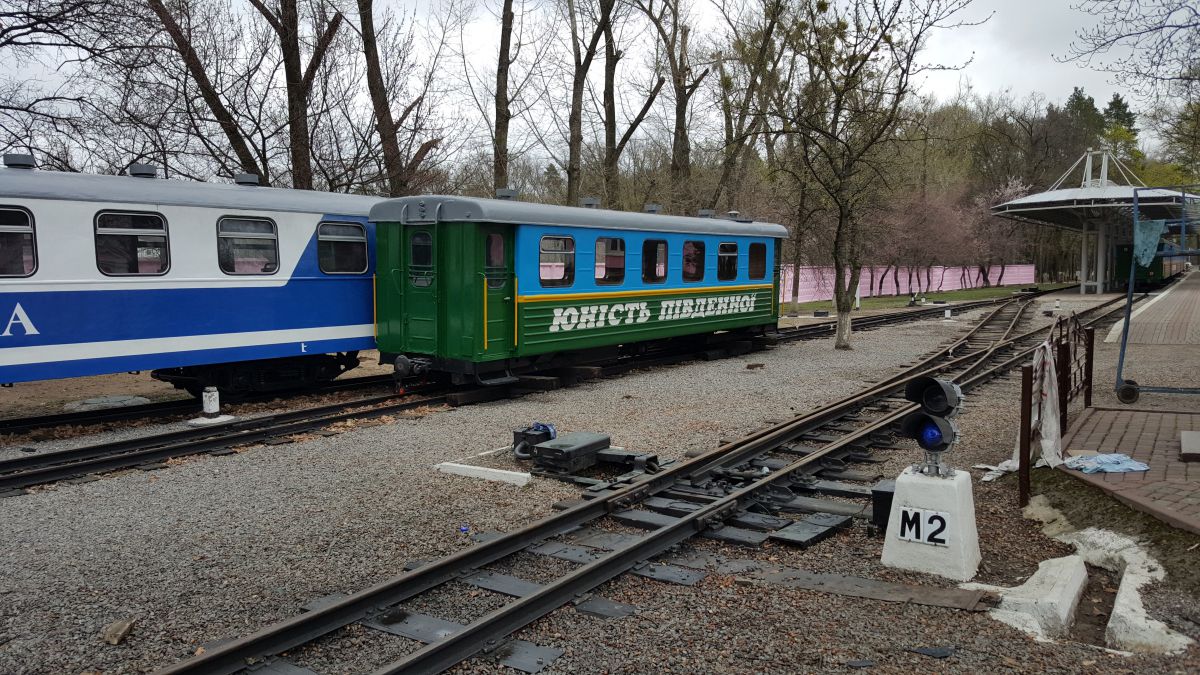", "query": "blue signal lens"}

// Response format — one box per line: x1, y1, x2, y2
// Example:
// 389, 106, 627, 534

919, 421, 943, 449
